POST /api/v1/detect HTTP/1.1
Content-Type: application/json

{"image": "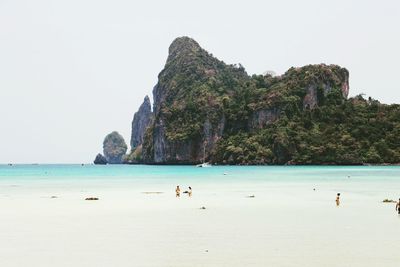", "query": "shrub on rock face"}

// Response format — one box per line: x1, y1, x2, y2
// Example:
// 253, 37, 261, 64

103, 131, 127, 164
123, 145, 143, 164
